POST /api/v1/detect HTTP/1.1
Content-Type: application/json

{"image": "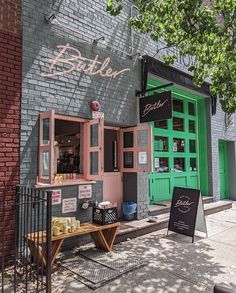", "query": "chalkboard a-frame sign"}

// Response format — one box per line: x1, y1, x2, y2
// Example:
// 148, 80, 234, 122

167, 187, 208, 243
